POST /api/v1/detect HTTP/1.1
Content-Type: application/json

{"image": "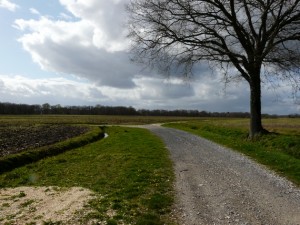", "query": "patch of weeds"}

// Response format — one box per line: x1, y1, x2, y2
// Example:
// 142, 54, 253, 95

136, 213, 163, 225
42, 220, 63, 225
84, 211, 104, 221
113, 214, 124, 220
25, 222, 37, 225
20, 199, 35, 208
2, 203, 10, 207
18, 191, 26, 197
6, 213, 18, 220
190, 125, 198, 130
4, 172, 21, 180
44, 188, 51, 192
4, 222, 15, 225
112, 201, 122, 210
52, 186, 63, 192
34, 215, 43, 220
10, 191, 26, 200
147, 193, 172, 213
25, 164, 35, 170
29, 206, 37, 212
107, 219, 118, 225
55, 159, 67, 164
